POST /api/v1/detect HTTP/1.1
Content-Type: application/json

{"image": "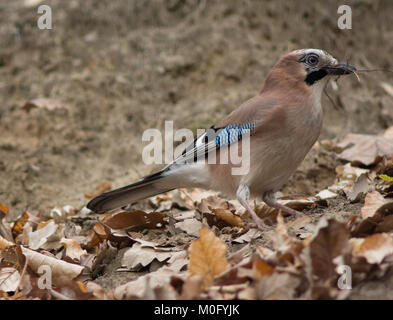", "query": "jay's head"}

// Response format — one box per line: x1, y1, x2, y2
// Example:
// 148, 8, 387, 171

262, 49, 356, 93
